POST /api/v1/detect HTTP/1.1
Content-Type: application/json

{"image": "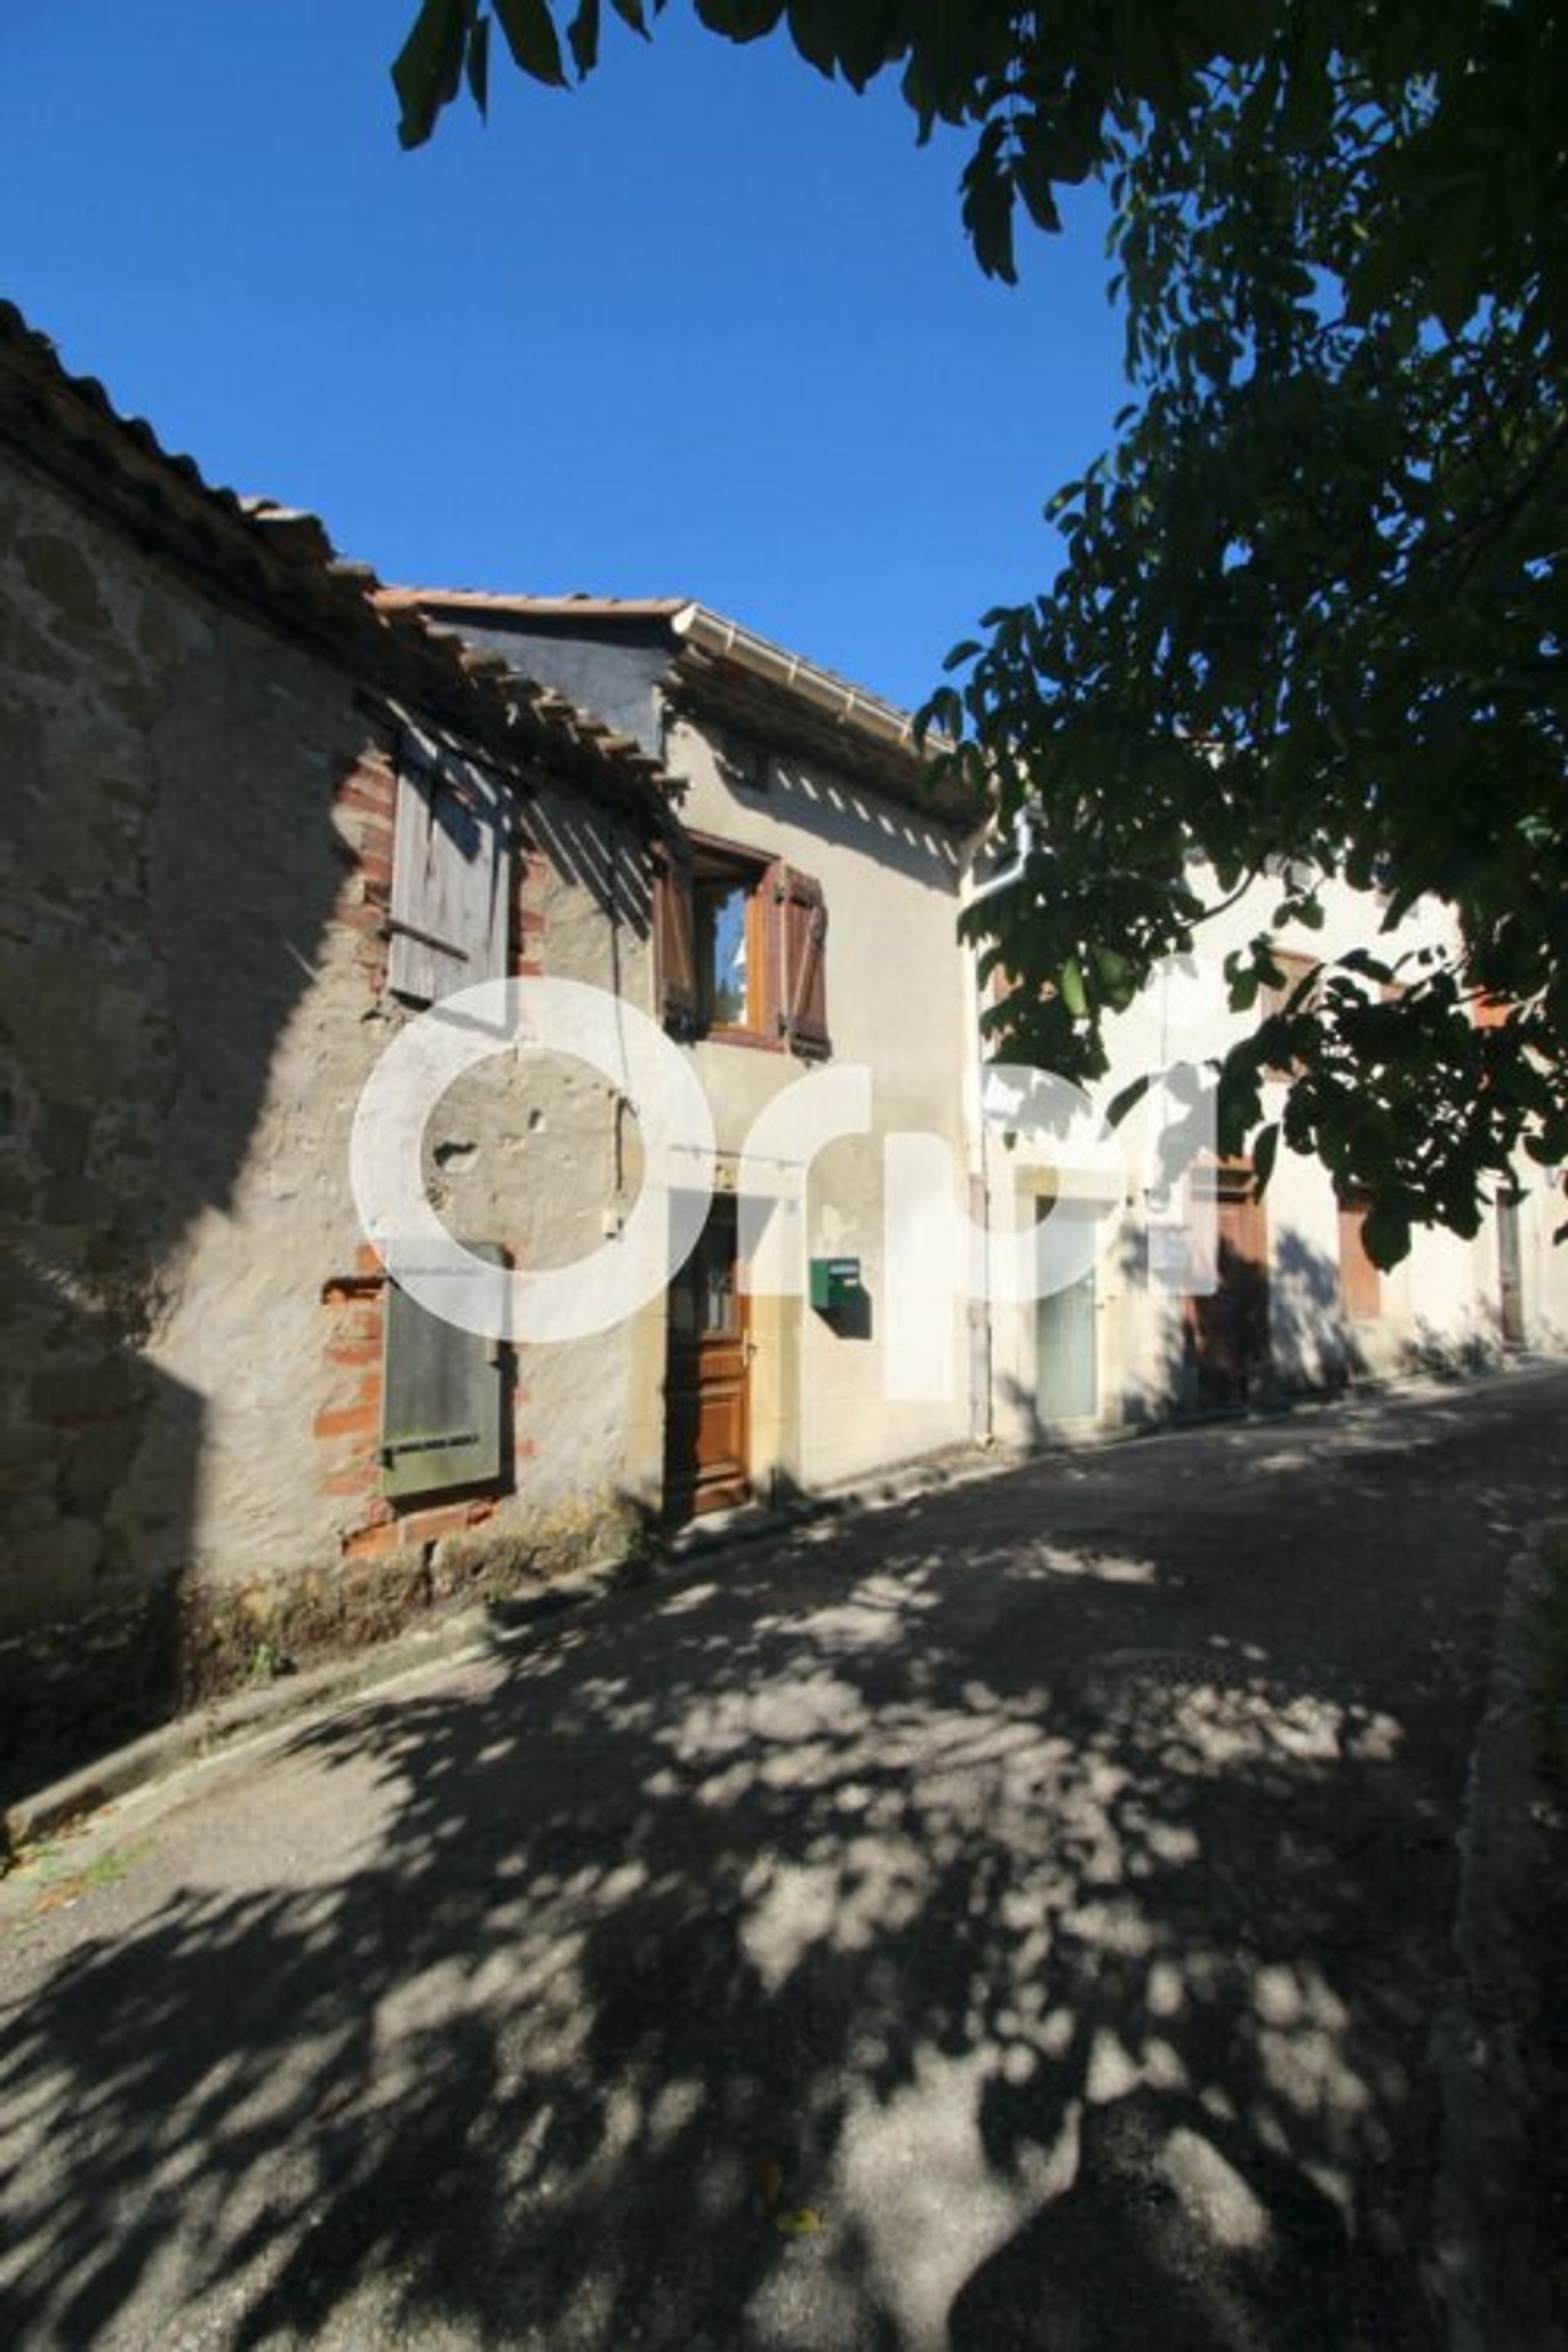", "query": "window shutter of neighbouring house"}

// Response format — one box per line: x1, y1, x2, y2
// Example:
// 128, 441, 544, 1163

654, 835, 700, 1032
380, 1243, 505, 1499
1258, 951, 1320, 1082
389, 742, 509, 1004
777, 866, 830, 1058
